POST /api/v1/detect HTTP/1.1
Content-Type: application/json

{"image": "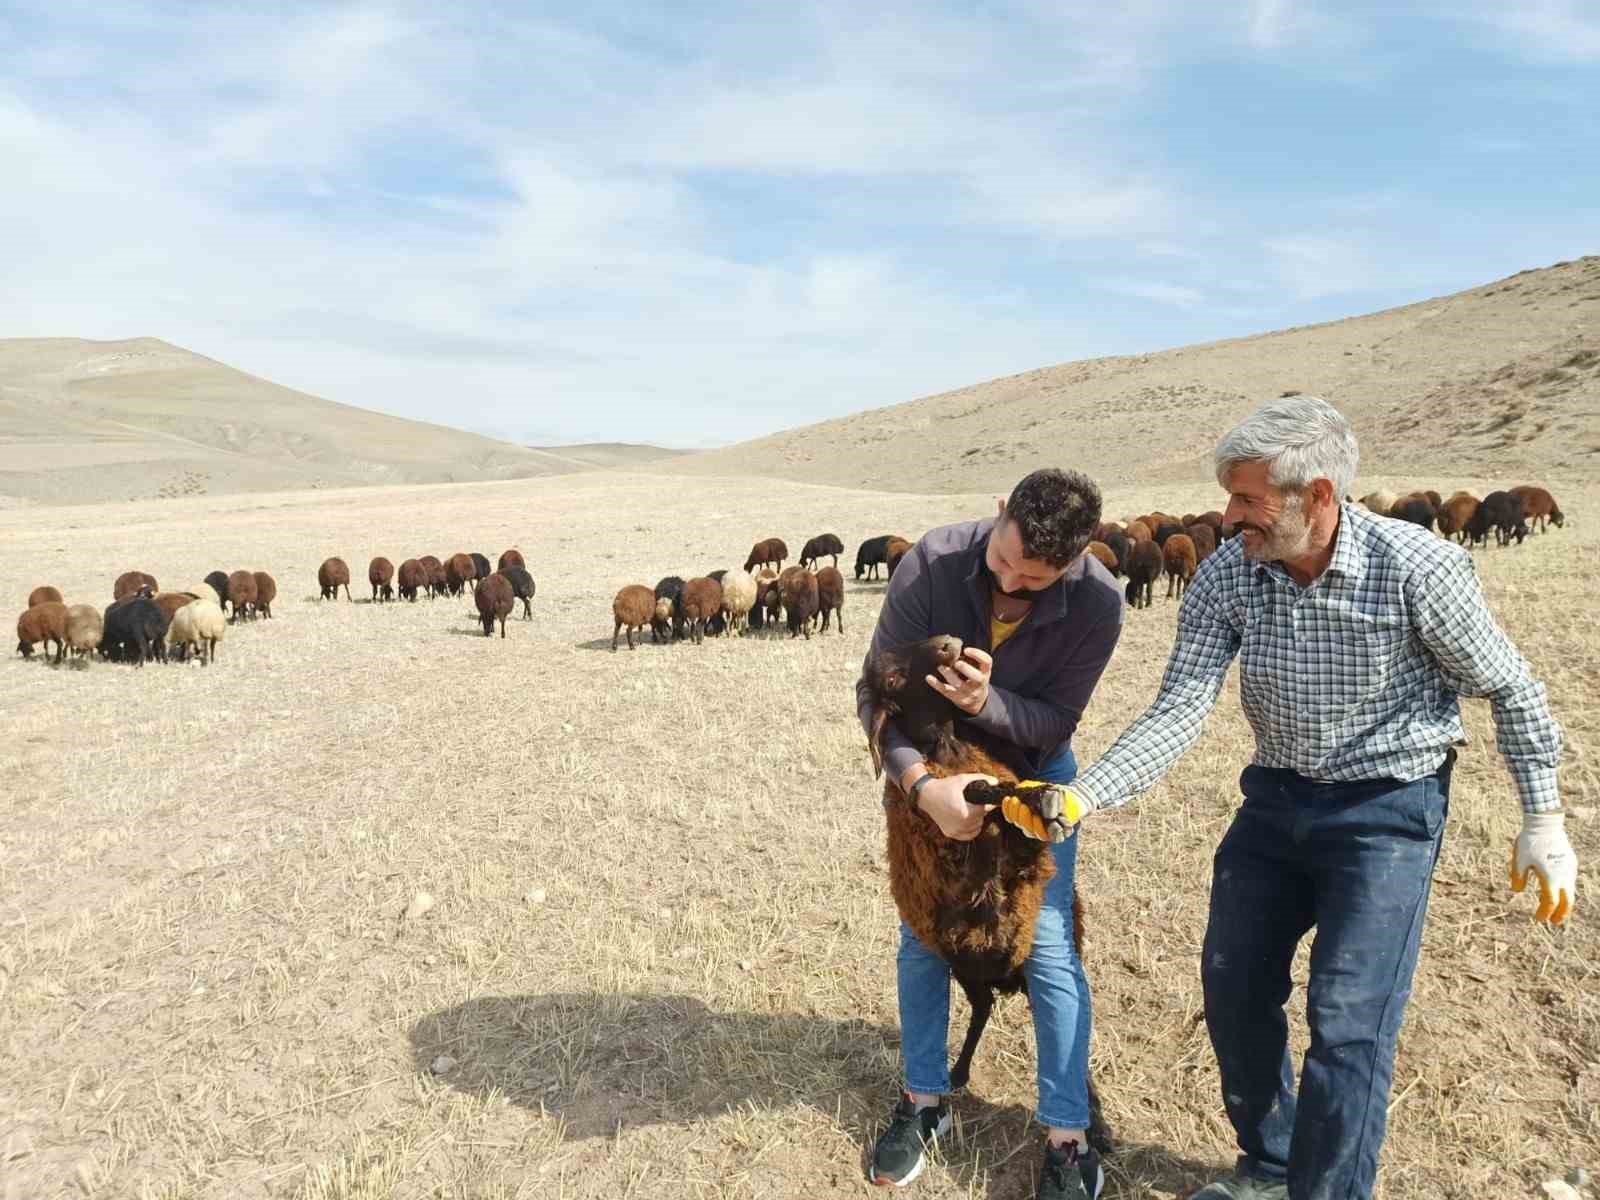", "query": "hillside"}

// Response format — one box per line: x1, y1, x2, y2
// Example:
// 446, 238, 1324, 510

663, 256, 1600, 493
0, 338, 668, 506
523, 442, 689, 470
